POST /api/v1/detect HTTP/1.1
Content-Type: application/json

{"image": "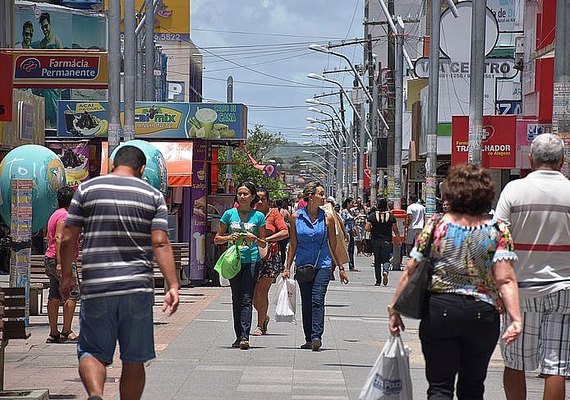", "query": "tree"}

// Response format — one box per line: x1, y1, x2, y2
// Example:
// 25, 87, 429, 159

218, 125, 287, 198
